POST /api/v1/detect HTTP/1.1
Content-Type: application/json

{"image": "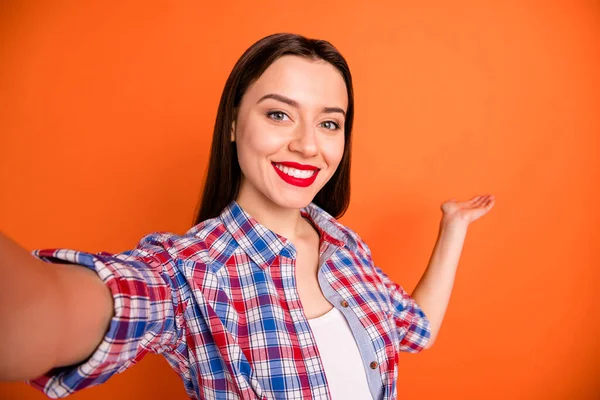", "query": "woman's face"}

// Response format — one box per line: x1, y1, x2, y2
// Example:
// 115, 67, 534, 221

233, 55, 348, 211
